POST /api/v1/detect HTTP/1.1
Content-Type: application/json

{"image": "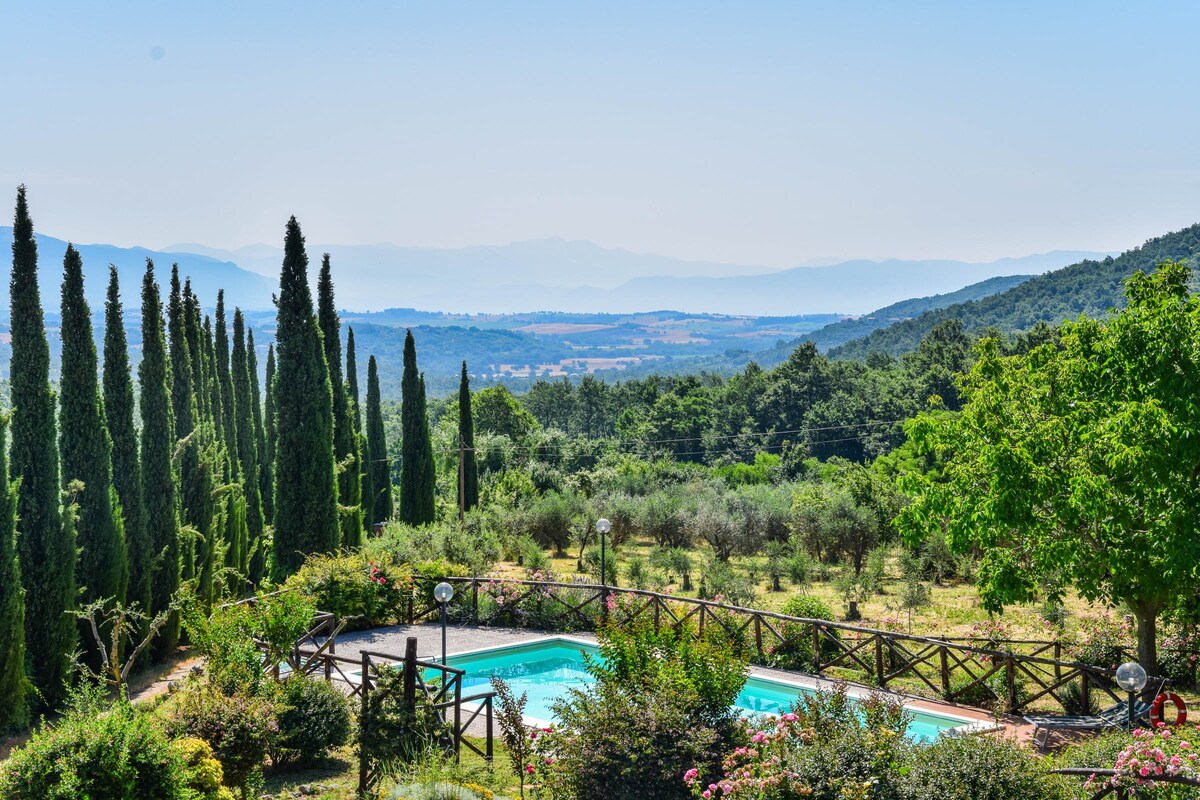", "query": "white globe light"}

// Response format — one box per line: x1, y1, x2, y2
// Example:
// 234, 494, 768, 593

595, 518, 612, 534
1115, 661, 1148, 692
434, 581, 455, 604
